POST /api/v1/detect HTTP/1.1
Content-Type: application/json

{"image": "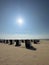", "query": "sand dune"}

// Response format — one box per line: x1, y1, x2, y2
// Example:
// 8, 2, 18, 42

0, 40, 49, 65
